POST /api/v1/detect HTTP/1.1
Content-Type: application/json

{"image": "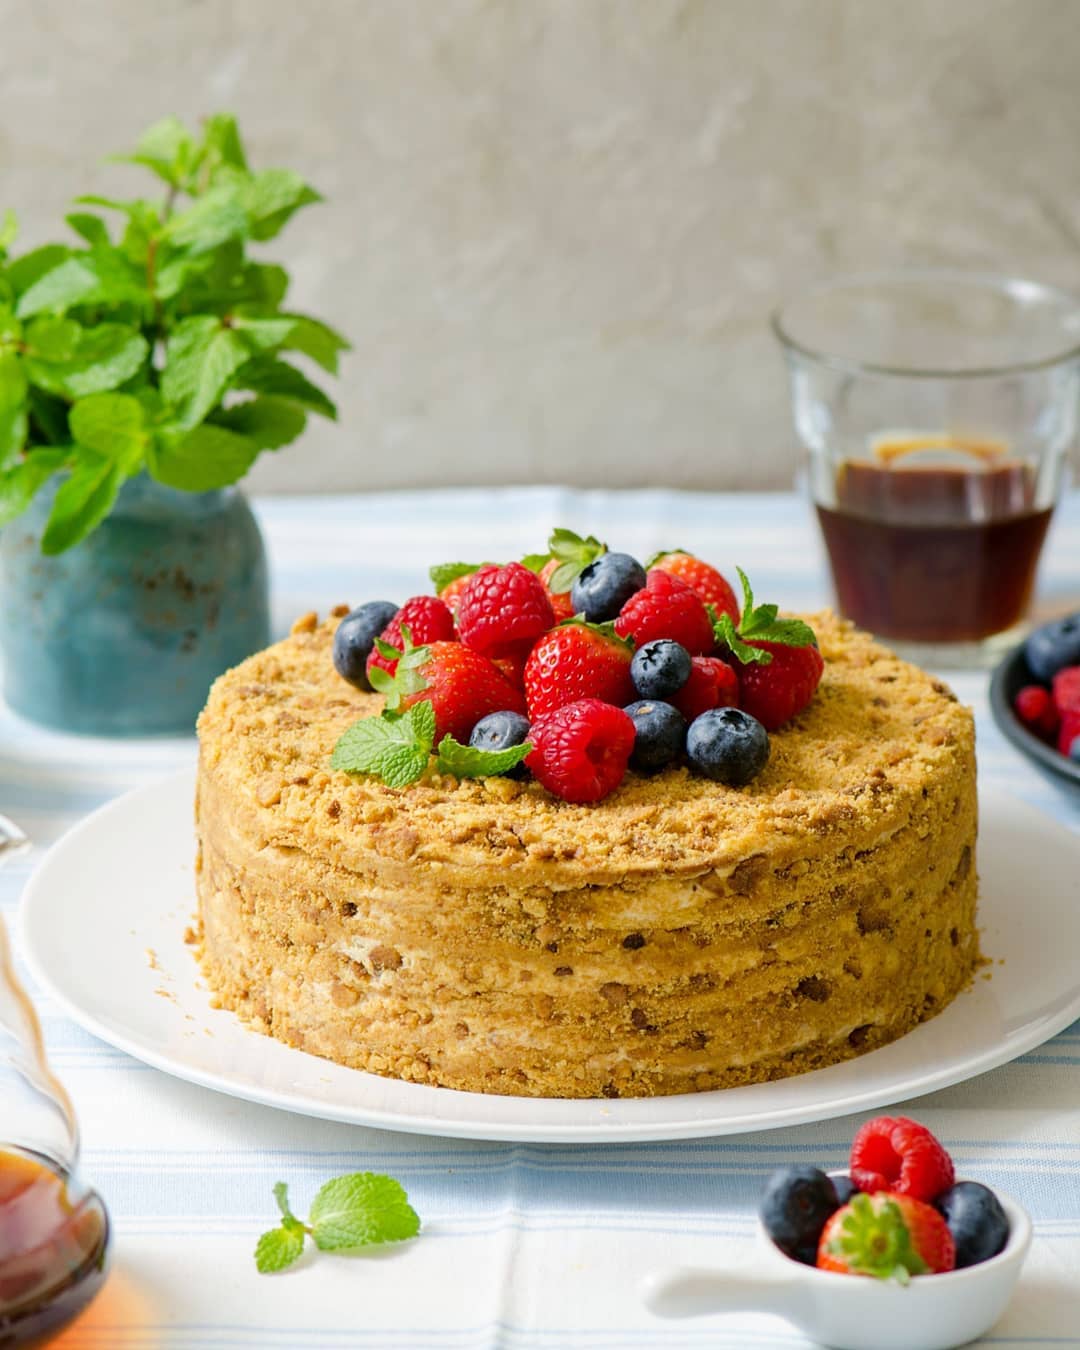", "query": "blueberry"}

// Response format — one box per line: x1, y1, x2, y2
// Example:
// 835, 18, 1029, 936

934, 1181, 1010, 1268
625, 700, 687, 771
831, 1174, 861, 1206
469, 711, 531, 777
631, 639, 692, 700
686, 707, 770, 785
1025, 612, 1080, 682
332, 601, 399, 691
760, 1165, 840, 1264
570, 552, 646, 623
